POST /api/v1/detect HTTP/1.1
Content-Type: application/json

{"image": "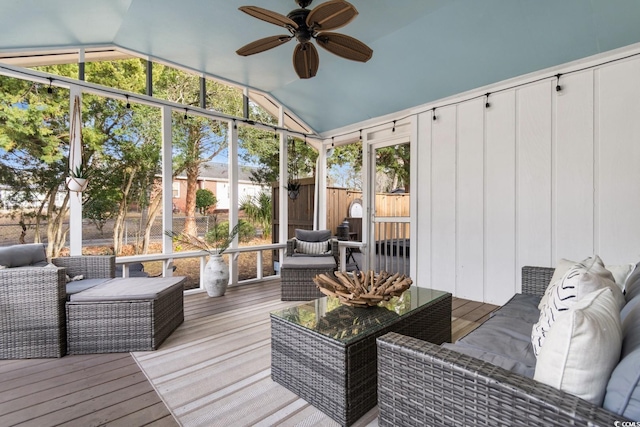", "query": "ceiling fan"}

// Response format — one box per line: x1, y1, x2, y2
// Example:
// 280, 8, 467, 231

236, 0, 373, 79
